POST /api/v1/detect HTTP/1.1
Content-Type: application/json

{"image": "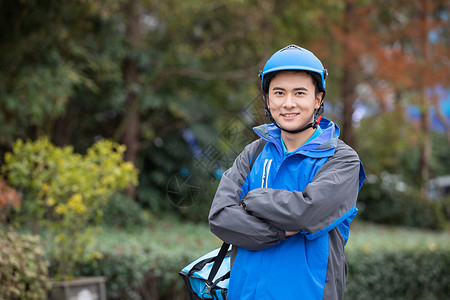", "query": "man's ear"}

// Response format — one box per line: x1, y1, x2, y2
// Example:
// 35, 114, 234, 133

315, 92, 323, 109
